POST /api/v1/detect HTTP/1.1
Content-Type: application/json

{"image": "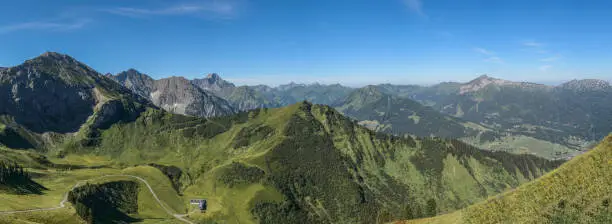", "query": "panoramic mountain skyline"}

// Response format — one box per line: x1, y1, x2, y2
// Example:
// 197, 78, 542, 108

1, 0, 612, 86
2, 1, 612, 223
